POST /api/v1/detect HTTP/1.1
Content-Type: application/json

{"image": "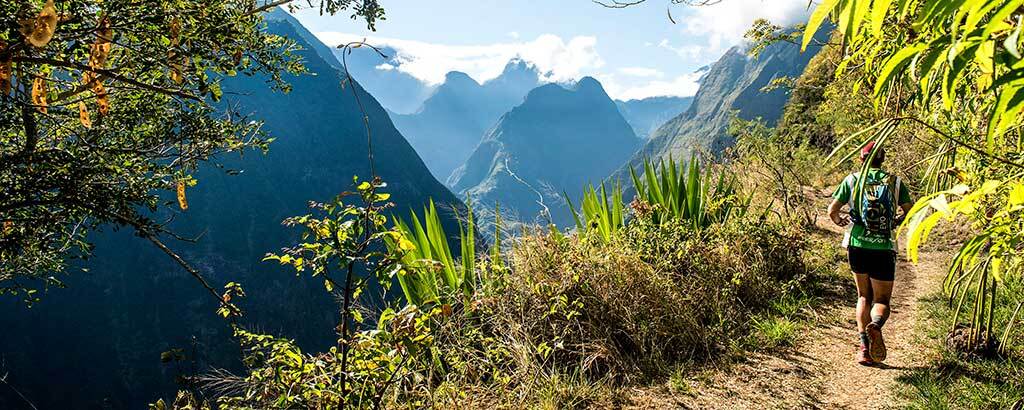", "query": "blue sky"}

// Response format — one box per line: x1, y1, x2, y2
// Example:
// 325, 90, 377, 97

290, 0, 810, 100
